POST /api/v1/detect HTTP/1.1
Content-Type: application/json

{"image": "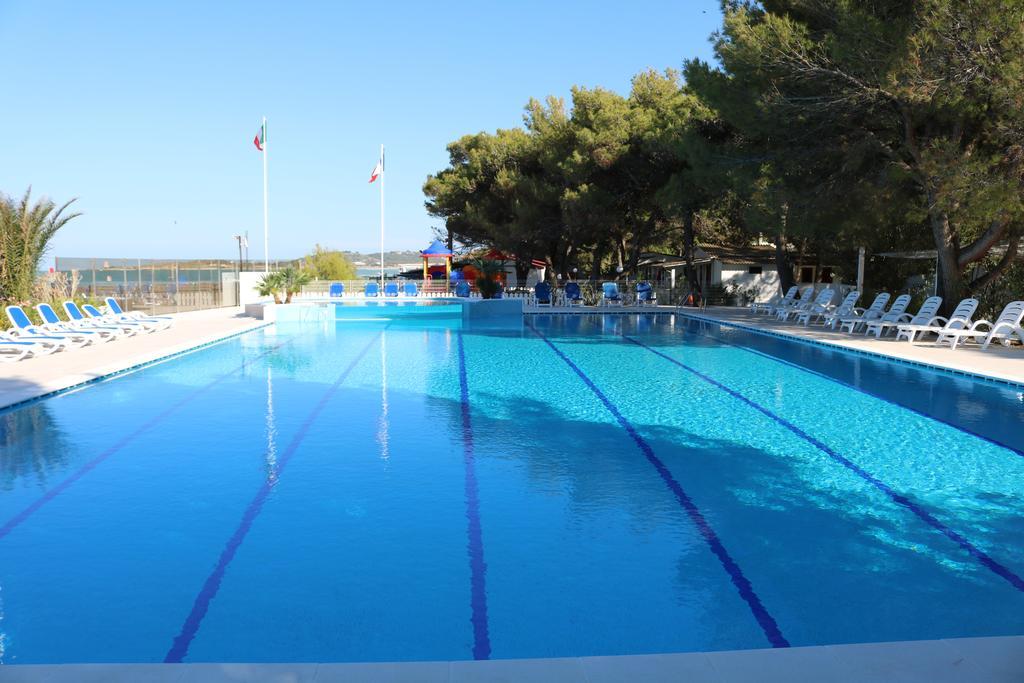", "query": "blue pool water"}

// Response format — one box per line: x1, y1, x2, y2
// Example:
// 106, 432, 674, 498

0, 312, 1022, 664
